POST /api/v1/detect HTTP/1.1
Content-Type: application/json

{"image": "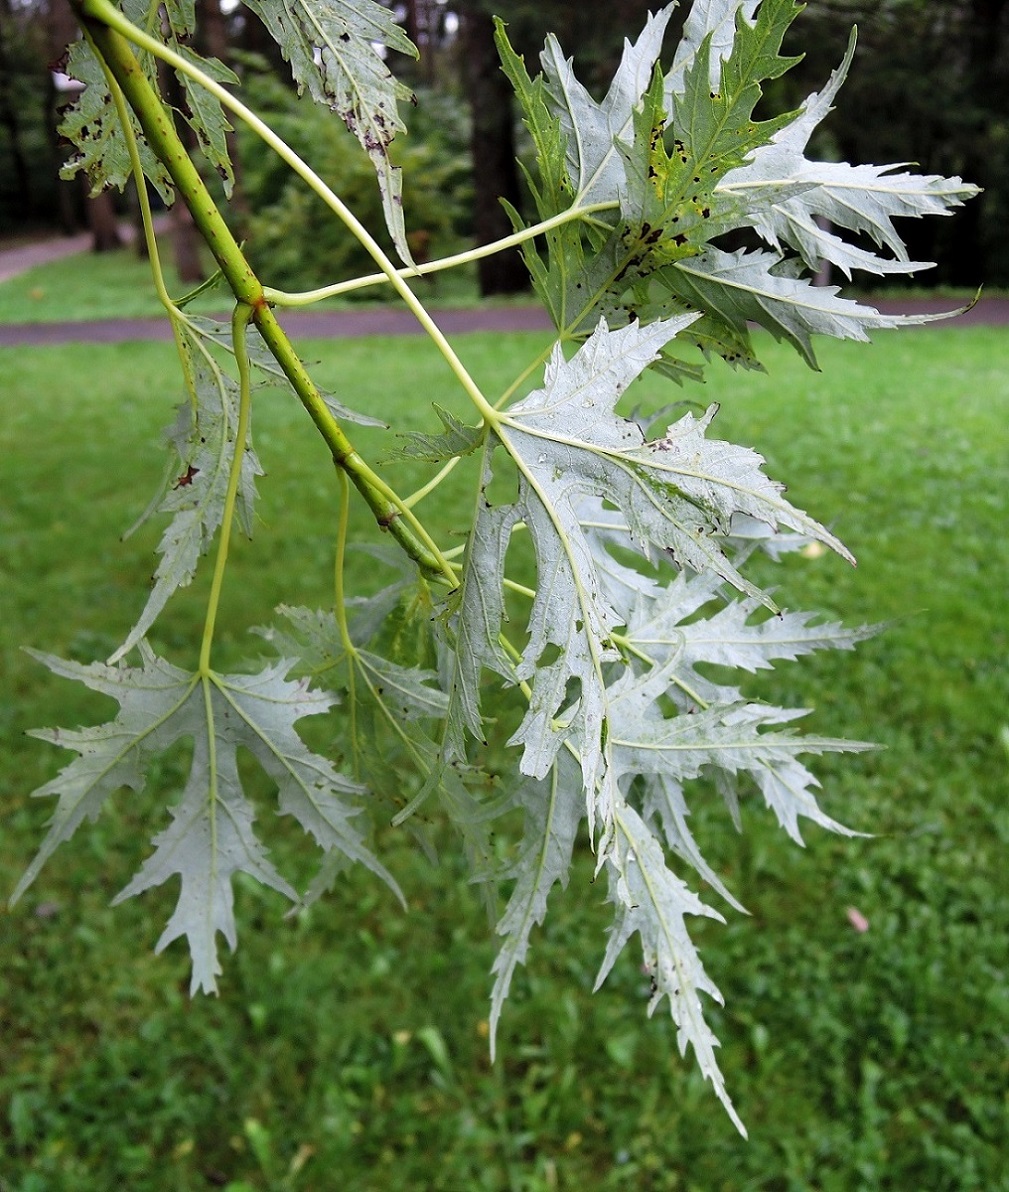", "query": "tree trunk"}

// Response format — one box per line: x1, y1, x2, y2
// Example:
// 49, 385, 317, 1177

238, 4, 289, 78
161, 59, 206, 283
948, 0, 1008, 285
0, 2, 34, 214
402, 0, 419, 48
197, 0, 250, 233
461, 8, 529, 297
86, 187, 123, 251
45, 0, 83, 232
169, 199, 204, 281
